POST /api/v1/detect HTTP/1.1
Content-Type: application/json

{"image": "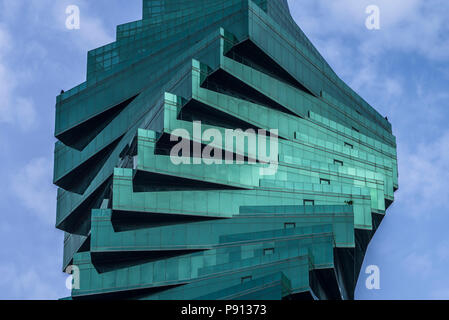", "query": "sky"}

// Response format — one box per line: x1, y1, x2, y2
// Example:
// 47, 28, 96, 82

0, 0, 448, 300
